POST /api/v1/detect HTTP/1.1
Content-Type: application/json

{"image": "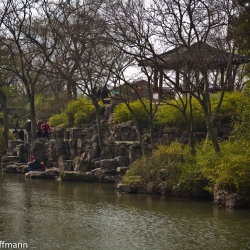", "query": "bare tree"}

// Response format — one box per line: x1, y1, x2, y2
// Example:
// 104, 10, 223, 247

0, 0, 12, 27
0, 0, 68, 142
46, 1, 110, 100
103, 0, 164, 152
106, 0, 248, 153
44, 1, 122, 151
76, 22, 122, 151
0, 46, 15, 151
151, 0, 241, 153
